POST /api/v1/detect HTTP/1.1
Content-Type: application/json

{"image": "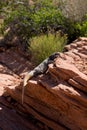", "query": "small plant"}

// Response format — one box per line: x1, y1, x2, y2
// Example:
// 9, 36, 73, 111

29, 33, 67, 65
